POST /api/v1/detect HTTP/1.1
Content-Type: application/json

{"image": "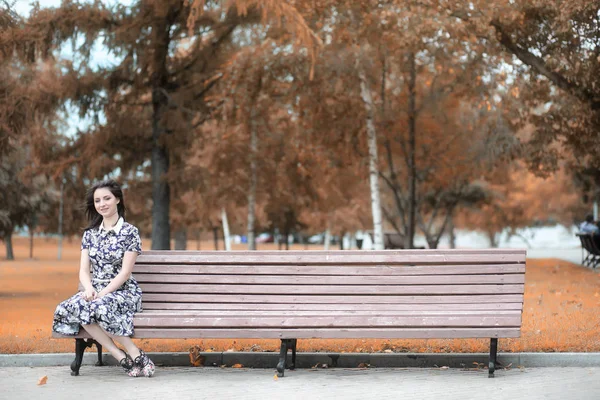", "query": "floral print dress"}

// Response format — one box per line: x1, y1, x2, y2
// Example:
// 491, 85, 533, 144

52, 218, 143, 337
